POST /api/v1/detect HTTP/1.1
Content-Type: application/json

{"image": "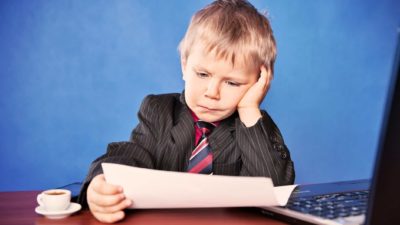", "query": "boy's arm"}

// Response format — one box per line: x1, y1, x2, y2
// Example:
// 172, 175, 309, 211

78, 95, 161, 207
235, 66, 294, 185
236, 111, 295, 186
